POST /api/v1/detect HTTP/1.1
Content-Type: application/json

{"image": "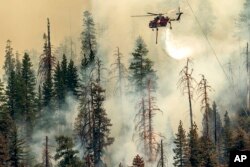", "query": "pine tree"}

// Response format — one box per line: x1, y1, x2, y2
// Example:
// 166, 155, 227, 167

8, 125, 26, 167
67, 59, 79, 97
199, 136, 217, 167
222, 111, 233, 164
54, 61, 64, 108
129, 37, 157, 94
232, 128, 249, 151
173, 121, 190, 167
21, 53, 36, 141
6, 70, 17, 120
75, 59, 114, 166
54, 135, 83, 167
188, 123, 201, 167
0, 79, 6, 110
3, 40, 15, 81
81, 11, 97, 67
132, 155, 145, 167
38, 18, 56, 109
61, 54, 68, 88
